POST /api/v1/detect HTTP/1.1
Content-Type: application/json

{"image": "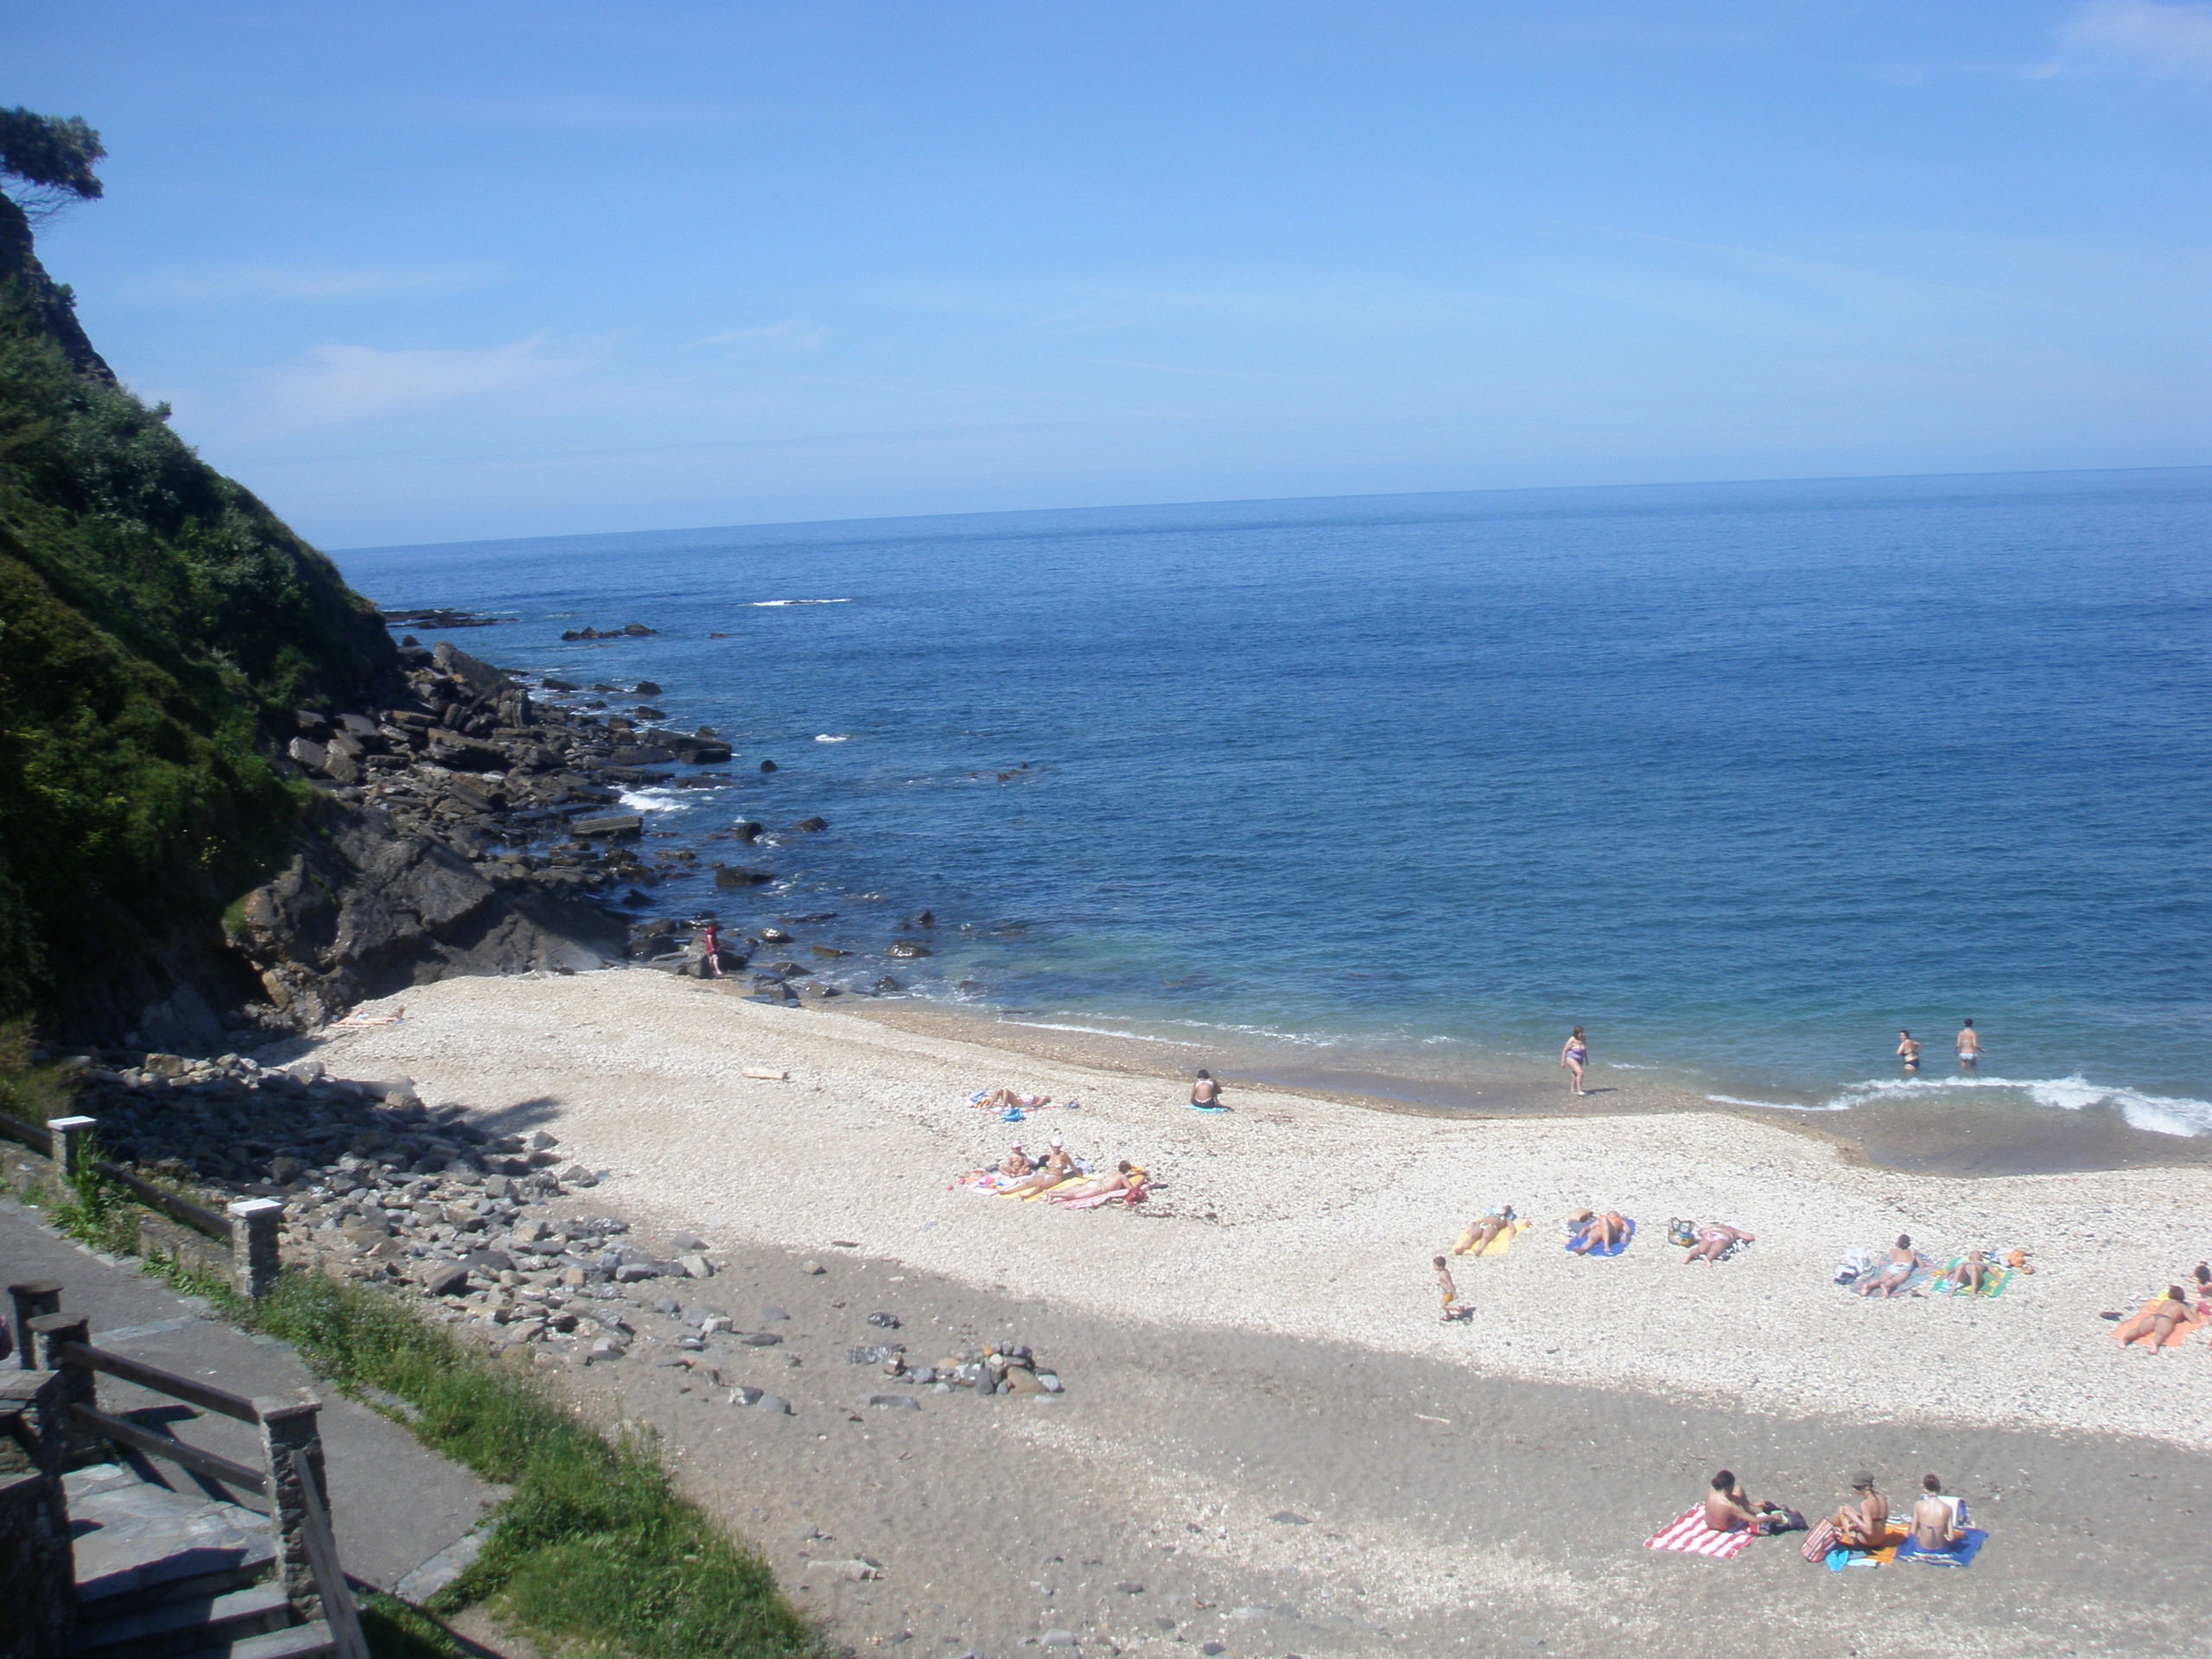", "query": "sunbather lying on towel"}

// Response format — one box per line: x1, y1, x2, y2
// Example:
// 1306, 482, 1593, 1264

1704, 1470, 1782, 1534
1938, 1248, 1993, 1294
1451, 1207, 1516, 1255
976, 1087, 1052, 1110
1855, 1235, 1926, 1298
1830, 1473, 1889, 1548
1049, 1160, 1141, 1205
1910, 1475, 1965, 1552
1682, 1223, 1754, 1264
2113, 1287, 2198, 1352
1567, 1210, 1628, 1255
